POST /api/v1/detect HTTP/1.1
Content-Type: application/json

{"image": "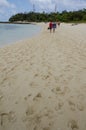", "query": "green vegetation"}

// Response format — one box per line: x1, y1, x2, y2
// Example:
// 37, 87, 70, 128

9, 9, 86, 23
